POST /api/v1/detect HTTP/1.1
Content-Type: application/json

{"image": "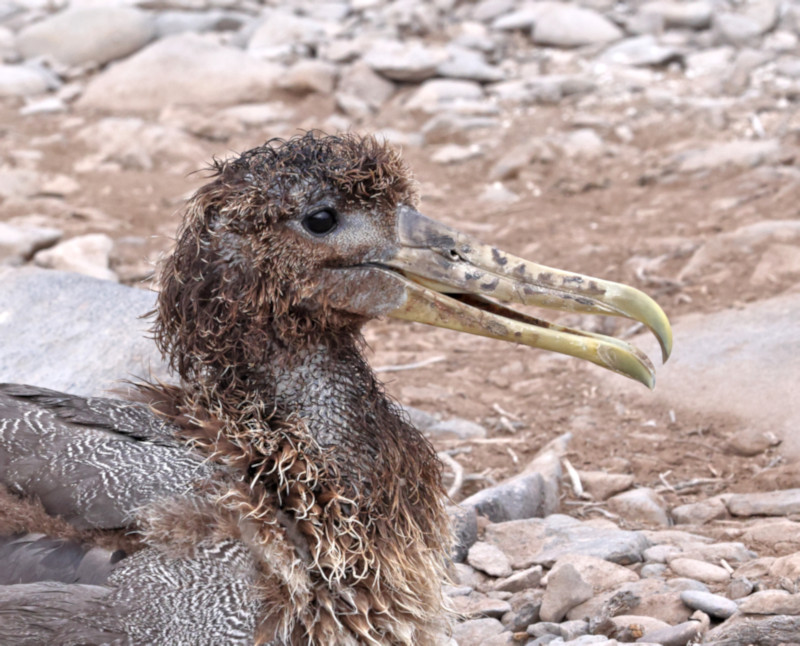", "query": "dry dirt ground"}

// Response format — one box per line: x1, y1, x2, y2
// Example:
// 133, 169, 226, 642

2, 94, 799, 531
